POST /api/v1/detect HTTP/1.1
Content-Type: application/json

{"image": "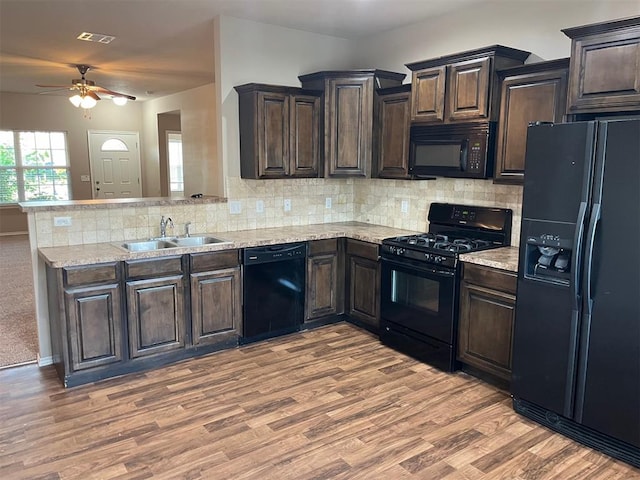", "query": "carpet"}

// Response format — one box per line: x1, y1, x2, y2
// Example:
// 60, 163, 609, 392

0, 235, 38, 368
